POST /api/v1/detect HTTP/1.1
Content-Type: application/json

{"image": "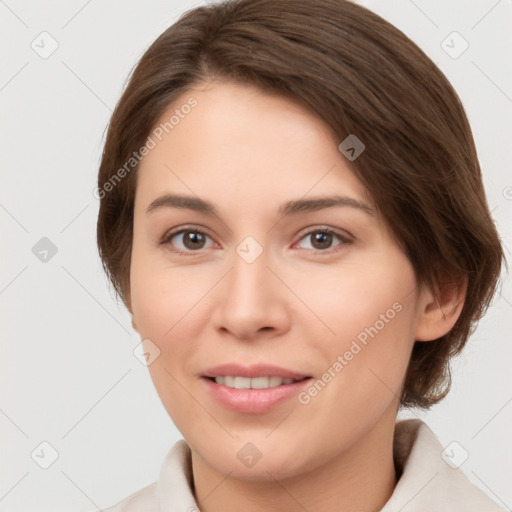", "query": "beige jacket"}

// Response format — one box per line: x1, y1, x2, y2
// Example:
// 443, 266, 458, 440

102, 419, 507, 511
